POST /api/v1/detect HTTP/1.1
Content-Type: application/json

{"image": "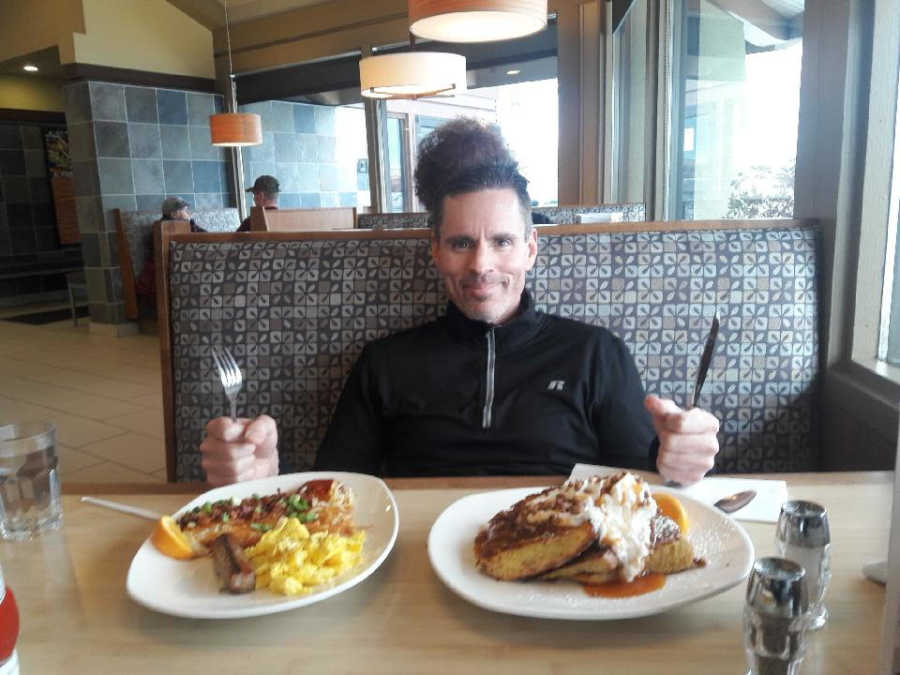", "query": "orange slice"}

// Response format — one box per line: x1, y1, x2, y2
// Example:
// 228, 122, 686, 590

653, 493, 689, 534
150, 515, 195, 560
